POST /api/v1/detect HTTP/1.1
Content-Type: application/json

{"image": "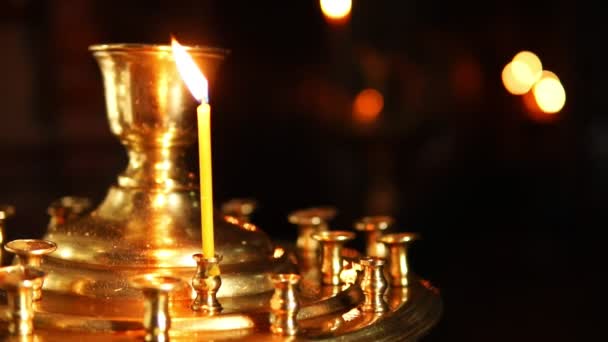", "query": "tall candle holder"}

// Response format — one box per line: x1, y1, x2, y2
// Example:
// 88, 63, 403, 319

0, 43, 441, 341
